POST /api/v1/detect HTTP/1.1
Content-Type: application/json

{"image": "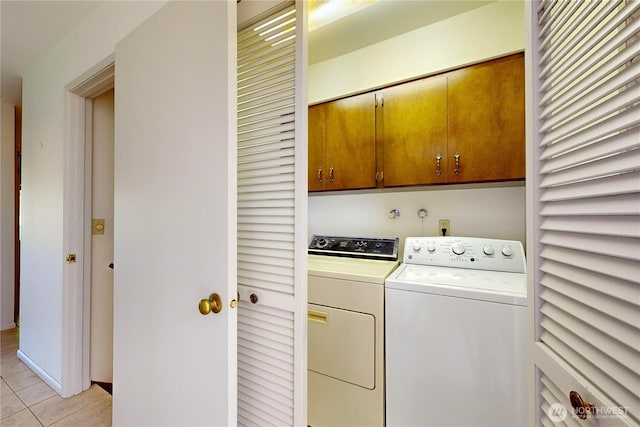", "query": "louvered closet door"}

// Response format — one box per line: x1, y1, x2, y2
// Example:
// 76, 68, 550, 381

237, 2, 307, 426
528, 1, 639, 426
